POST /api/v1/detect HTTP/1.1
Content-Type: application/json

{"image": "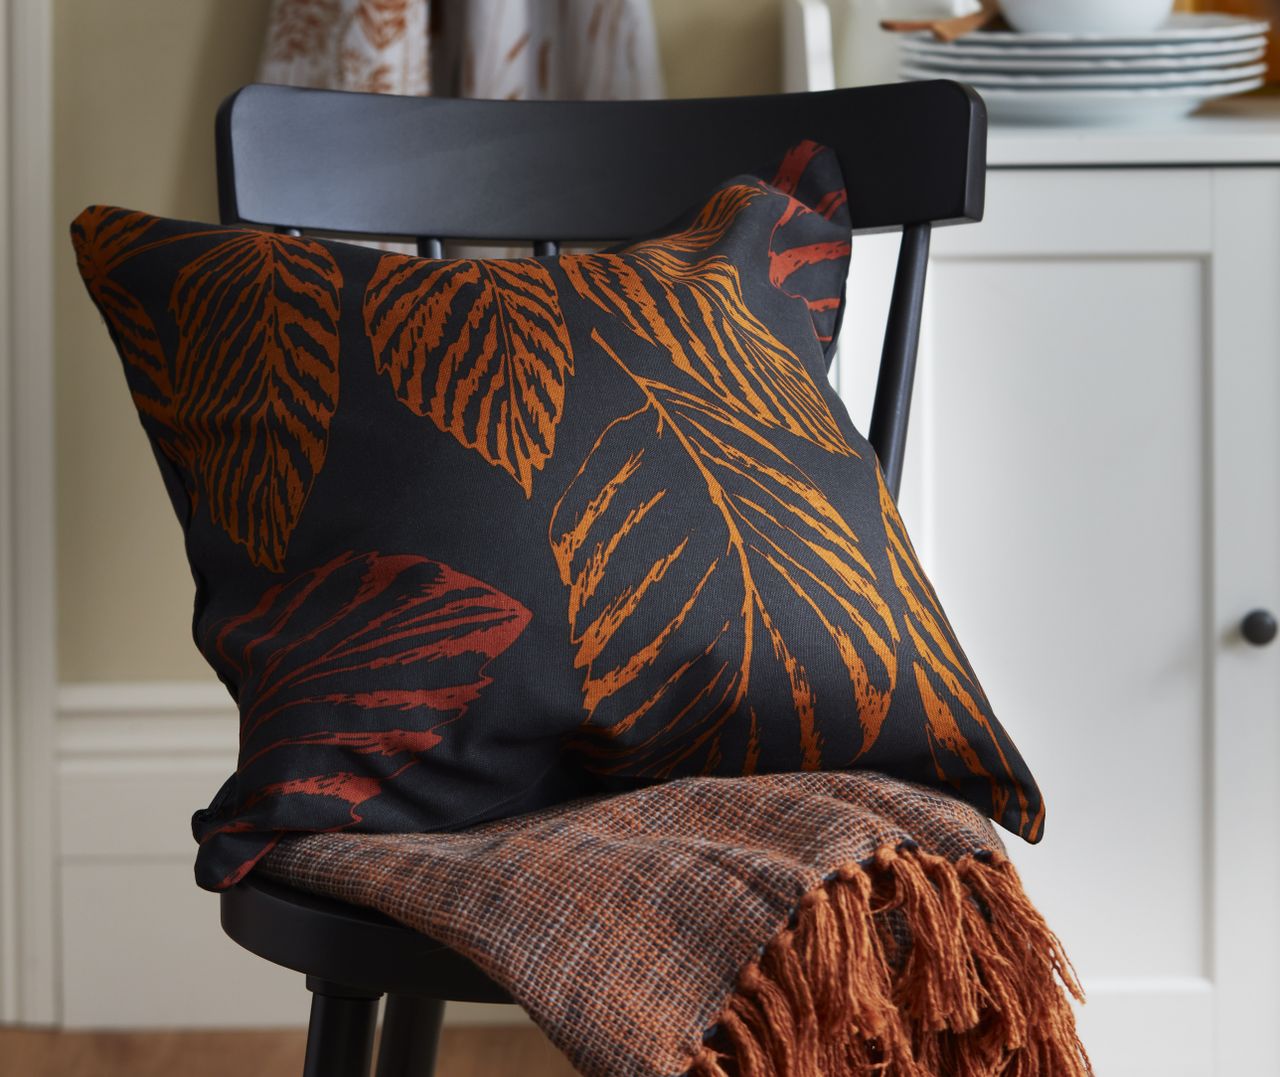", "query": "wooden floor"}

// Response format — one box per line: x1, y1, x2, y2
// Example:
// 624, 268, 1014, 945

0, 1025, 576, 1077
